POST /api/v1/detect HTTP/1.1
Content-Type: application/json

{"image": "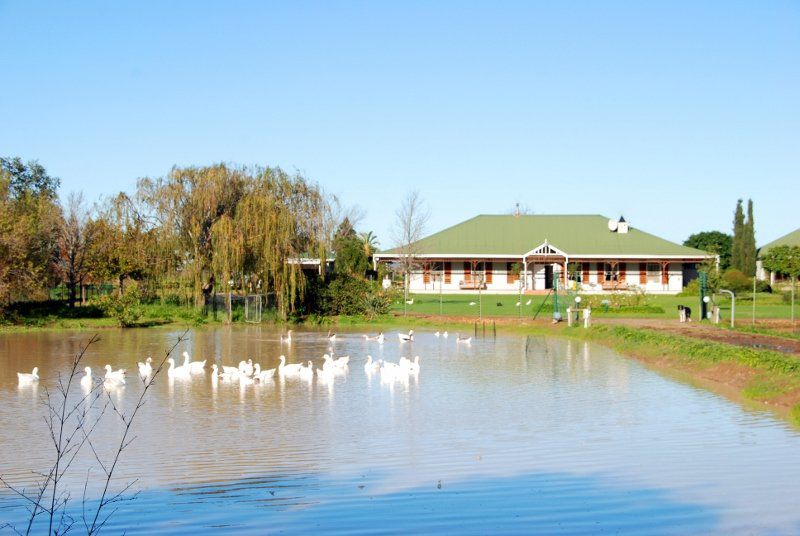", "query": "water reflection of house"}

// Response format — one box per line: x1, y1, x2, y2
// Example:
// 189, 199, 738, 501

375, 215, 710, 294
